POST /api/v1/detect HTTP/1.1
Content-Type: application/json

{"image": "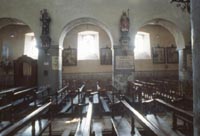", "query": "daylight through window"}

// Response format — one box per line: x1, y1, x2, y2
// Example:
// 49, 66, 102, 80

24, 33, 38, 59
78, 31, 99, 60
134, 31, 151, 59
